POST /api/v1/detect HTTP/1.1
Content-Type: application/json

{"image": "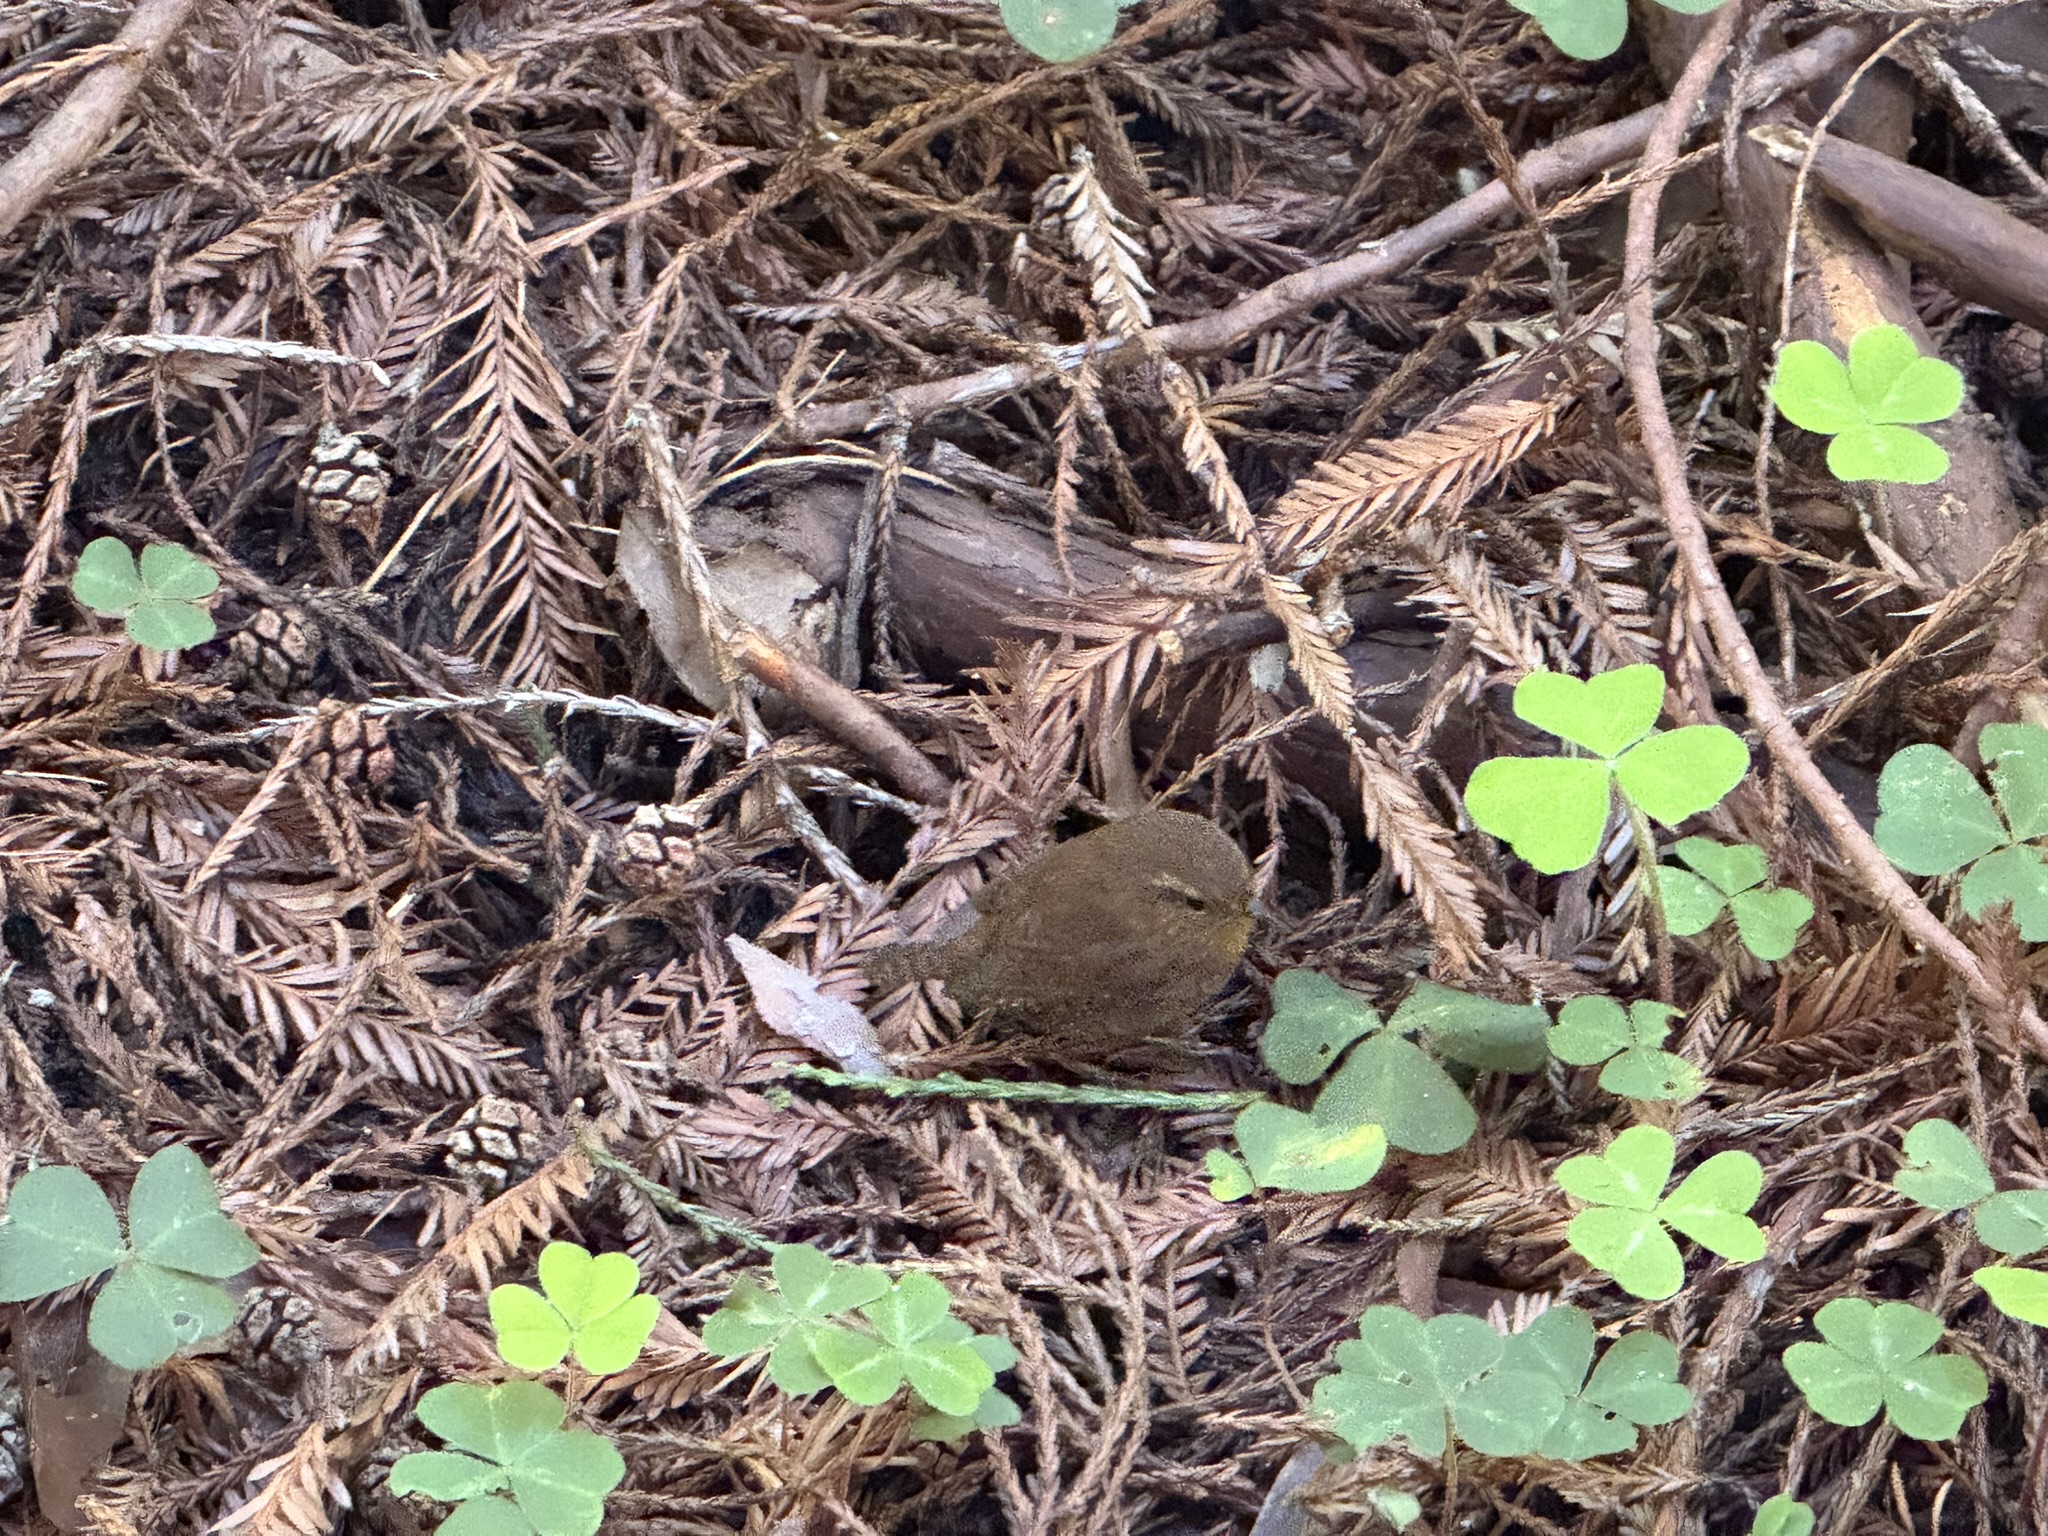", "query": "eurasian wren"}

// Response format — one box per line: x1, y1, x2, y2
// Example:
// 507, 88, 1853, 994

863, 809, 1255, 1044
